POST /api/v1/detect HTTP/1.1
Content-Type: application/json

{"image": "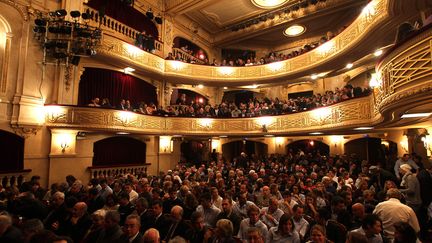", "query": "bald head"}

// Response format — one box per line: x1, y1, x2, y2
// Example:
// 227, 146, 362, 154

171, 205, 184, 221
143, 228, 160, 243
351, 203, 365, 219
73, 202, 87, 218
